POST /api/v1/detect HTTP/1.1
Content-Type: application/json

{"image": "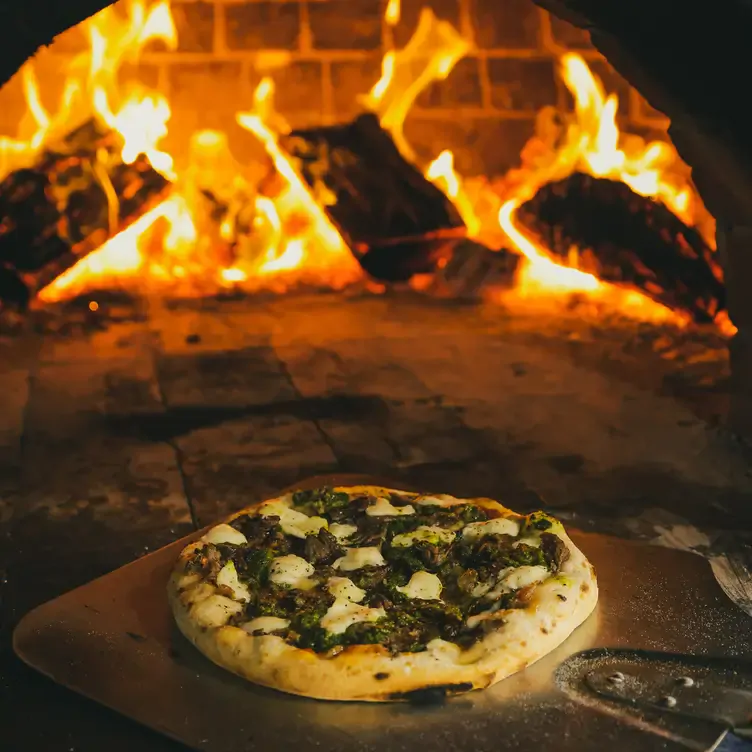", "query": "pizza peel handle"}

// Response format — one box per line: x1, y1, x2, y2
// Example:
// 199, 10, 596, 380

557, 649, 752, 738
